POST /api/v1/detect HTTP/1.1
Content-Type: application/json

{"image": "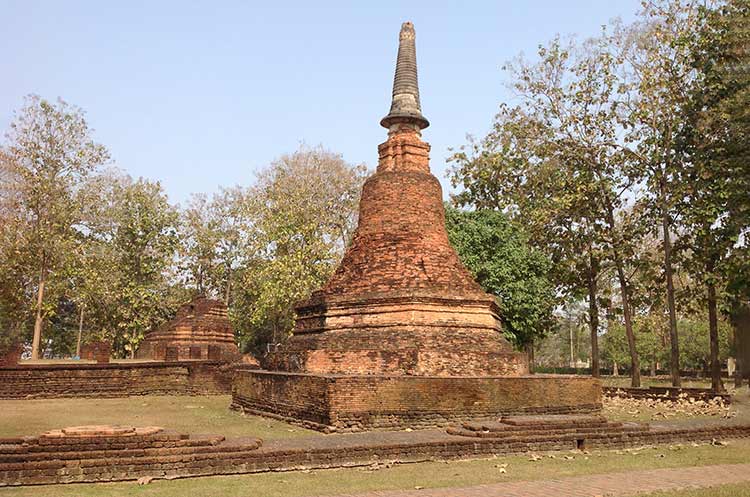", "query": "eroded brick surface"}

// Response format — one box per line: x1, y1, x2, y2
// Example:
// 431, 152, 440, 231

264, 129, 527, 380
239, 24, 599, 429
0, 361, 231, 399
233, 370, 601, 432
